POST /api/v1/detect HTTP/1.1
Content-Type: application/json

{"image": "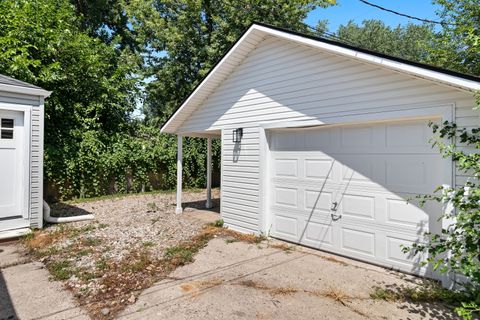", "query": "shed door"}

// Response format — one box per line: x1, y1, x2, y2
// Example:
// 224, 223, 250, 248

269, 118, 445, 277
0, 110, 26, 220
